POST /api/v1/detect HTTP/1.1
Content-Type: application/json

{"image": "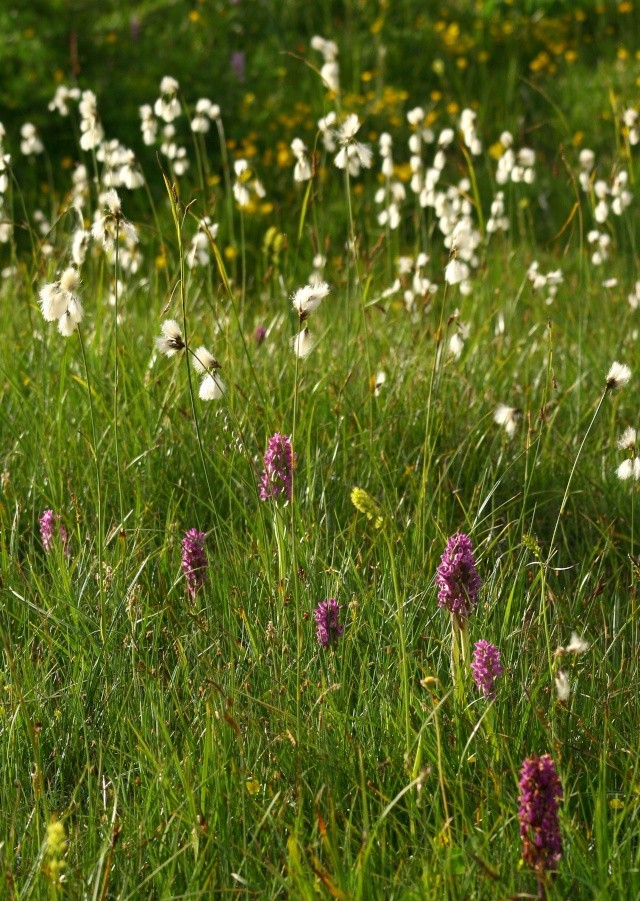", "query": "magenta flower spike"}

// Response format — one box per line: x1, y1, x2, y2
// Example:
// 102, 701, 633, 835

39, 509, 69, 556
518, 754, 563, 875
181, 528, 208, 599
259, 433, 295, 503
471, 640, 504, 700
314, 598, 344, 648
435, 532, 481, 621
